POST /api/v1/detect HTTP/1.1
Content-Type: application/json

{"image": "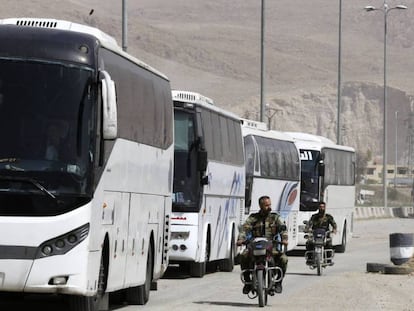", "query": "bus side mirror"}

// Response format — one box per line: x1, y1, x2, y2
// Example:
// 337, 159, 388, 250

197, 149, 207, 172
318, 161, 325, 176
201, 175, 209, 186
101, 70, 117, 140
